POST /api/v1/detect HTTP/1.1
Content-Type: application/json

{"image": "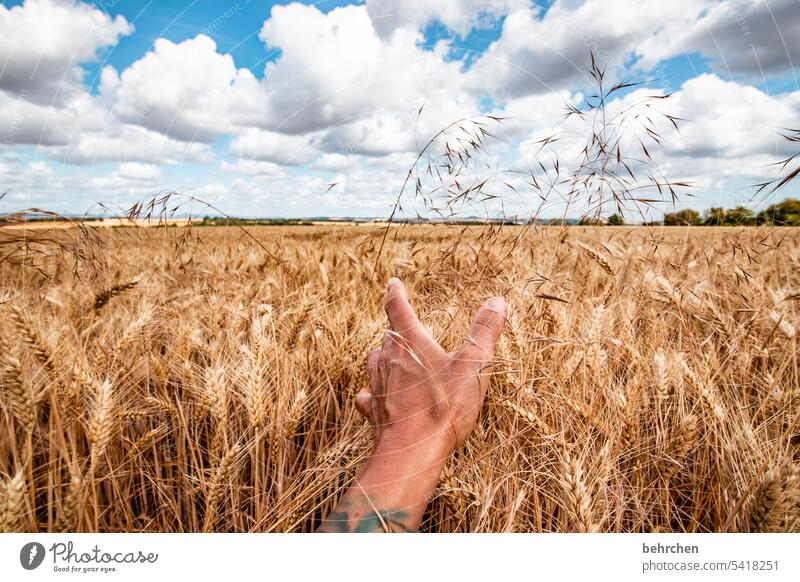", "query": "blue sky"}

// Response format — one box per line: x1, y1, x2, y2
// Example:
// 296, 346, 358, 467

0, 0, 798, 219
